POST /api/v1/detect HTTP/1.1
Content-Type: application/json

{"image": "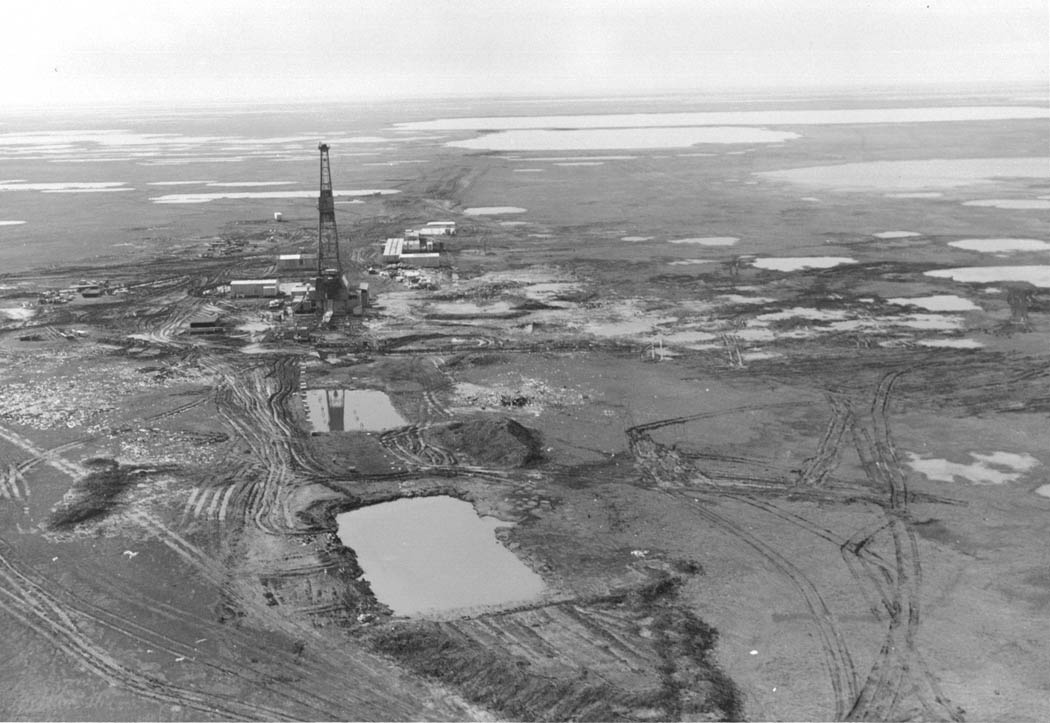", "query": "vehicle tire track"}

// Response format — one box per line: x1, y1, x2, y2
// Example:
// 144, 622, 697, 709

844, 371, 964, 722
378, 424, 458, 469
0, 537, 296, 721
0, 423, 87, 480
669, 491, 859, 718
795, 394, 852, 487
129, 510, 473, 719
